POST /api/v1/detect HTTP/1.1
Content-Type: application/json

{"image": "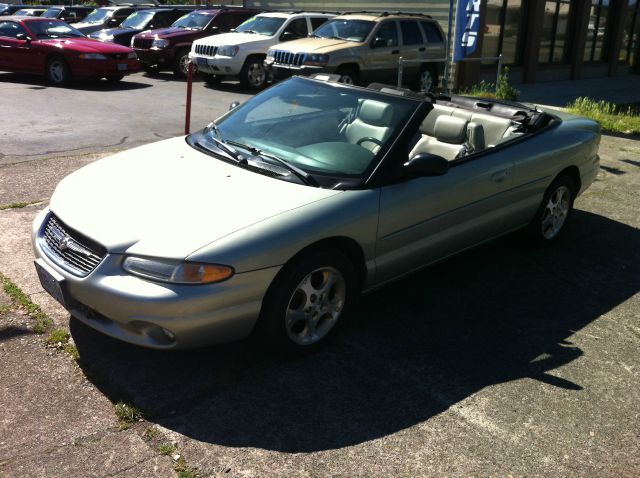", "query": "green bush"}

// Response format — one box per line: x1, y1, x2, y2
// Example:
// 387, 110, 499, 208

567, 97, 640, 135
463, 67, 519, 101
